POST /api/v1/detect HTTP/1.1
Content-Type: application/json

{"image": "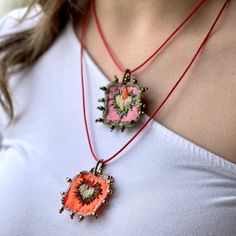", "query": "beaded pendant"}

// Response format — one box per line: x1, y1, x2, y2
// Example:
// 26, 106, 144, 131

59, 161, 114, 221
96, 70, 148, 131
